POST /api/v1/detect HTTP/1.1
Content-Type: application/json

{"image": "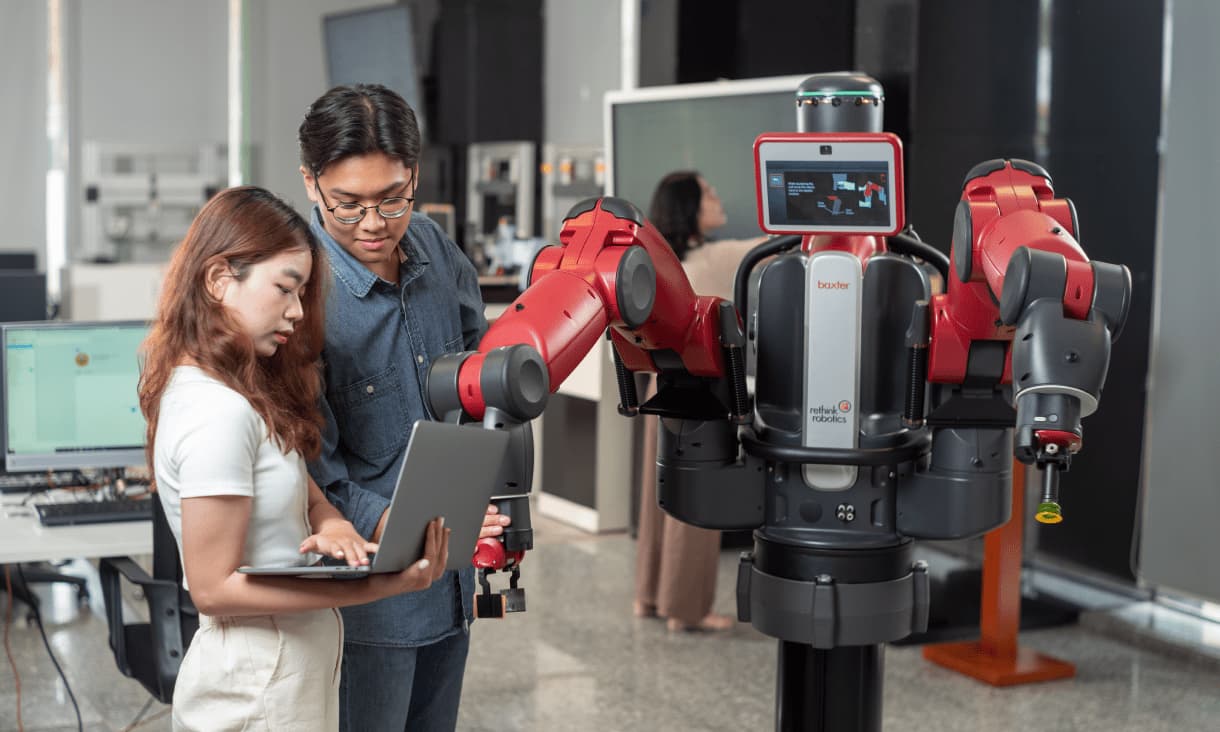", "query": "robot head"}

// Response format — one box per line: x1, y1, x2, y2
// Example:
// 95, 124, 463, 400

797, 72, 885, 134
